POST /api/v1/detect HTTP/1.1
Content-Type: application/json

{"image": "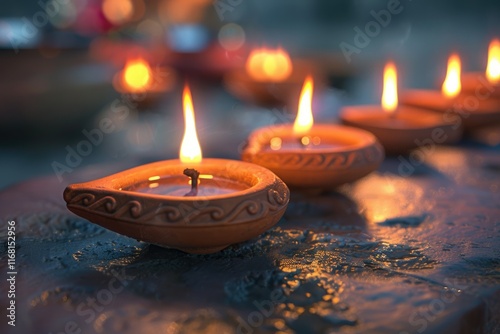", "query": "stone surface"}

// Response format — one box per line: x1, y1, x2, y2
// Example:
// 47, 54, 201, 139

0, 144, 499, 334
